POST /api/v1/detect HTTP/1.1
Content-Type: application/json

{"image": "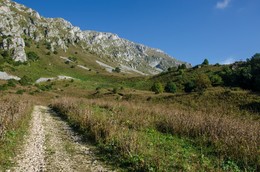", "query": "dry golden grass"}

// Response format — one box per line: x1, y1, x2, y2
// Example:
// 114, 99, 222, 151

51, 97, 260, 171
0, 94, 32, 170
0, 95, 31, 140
